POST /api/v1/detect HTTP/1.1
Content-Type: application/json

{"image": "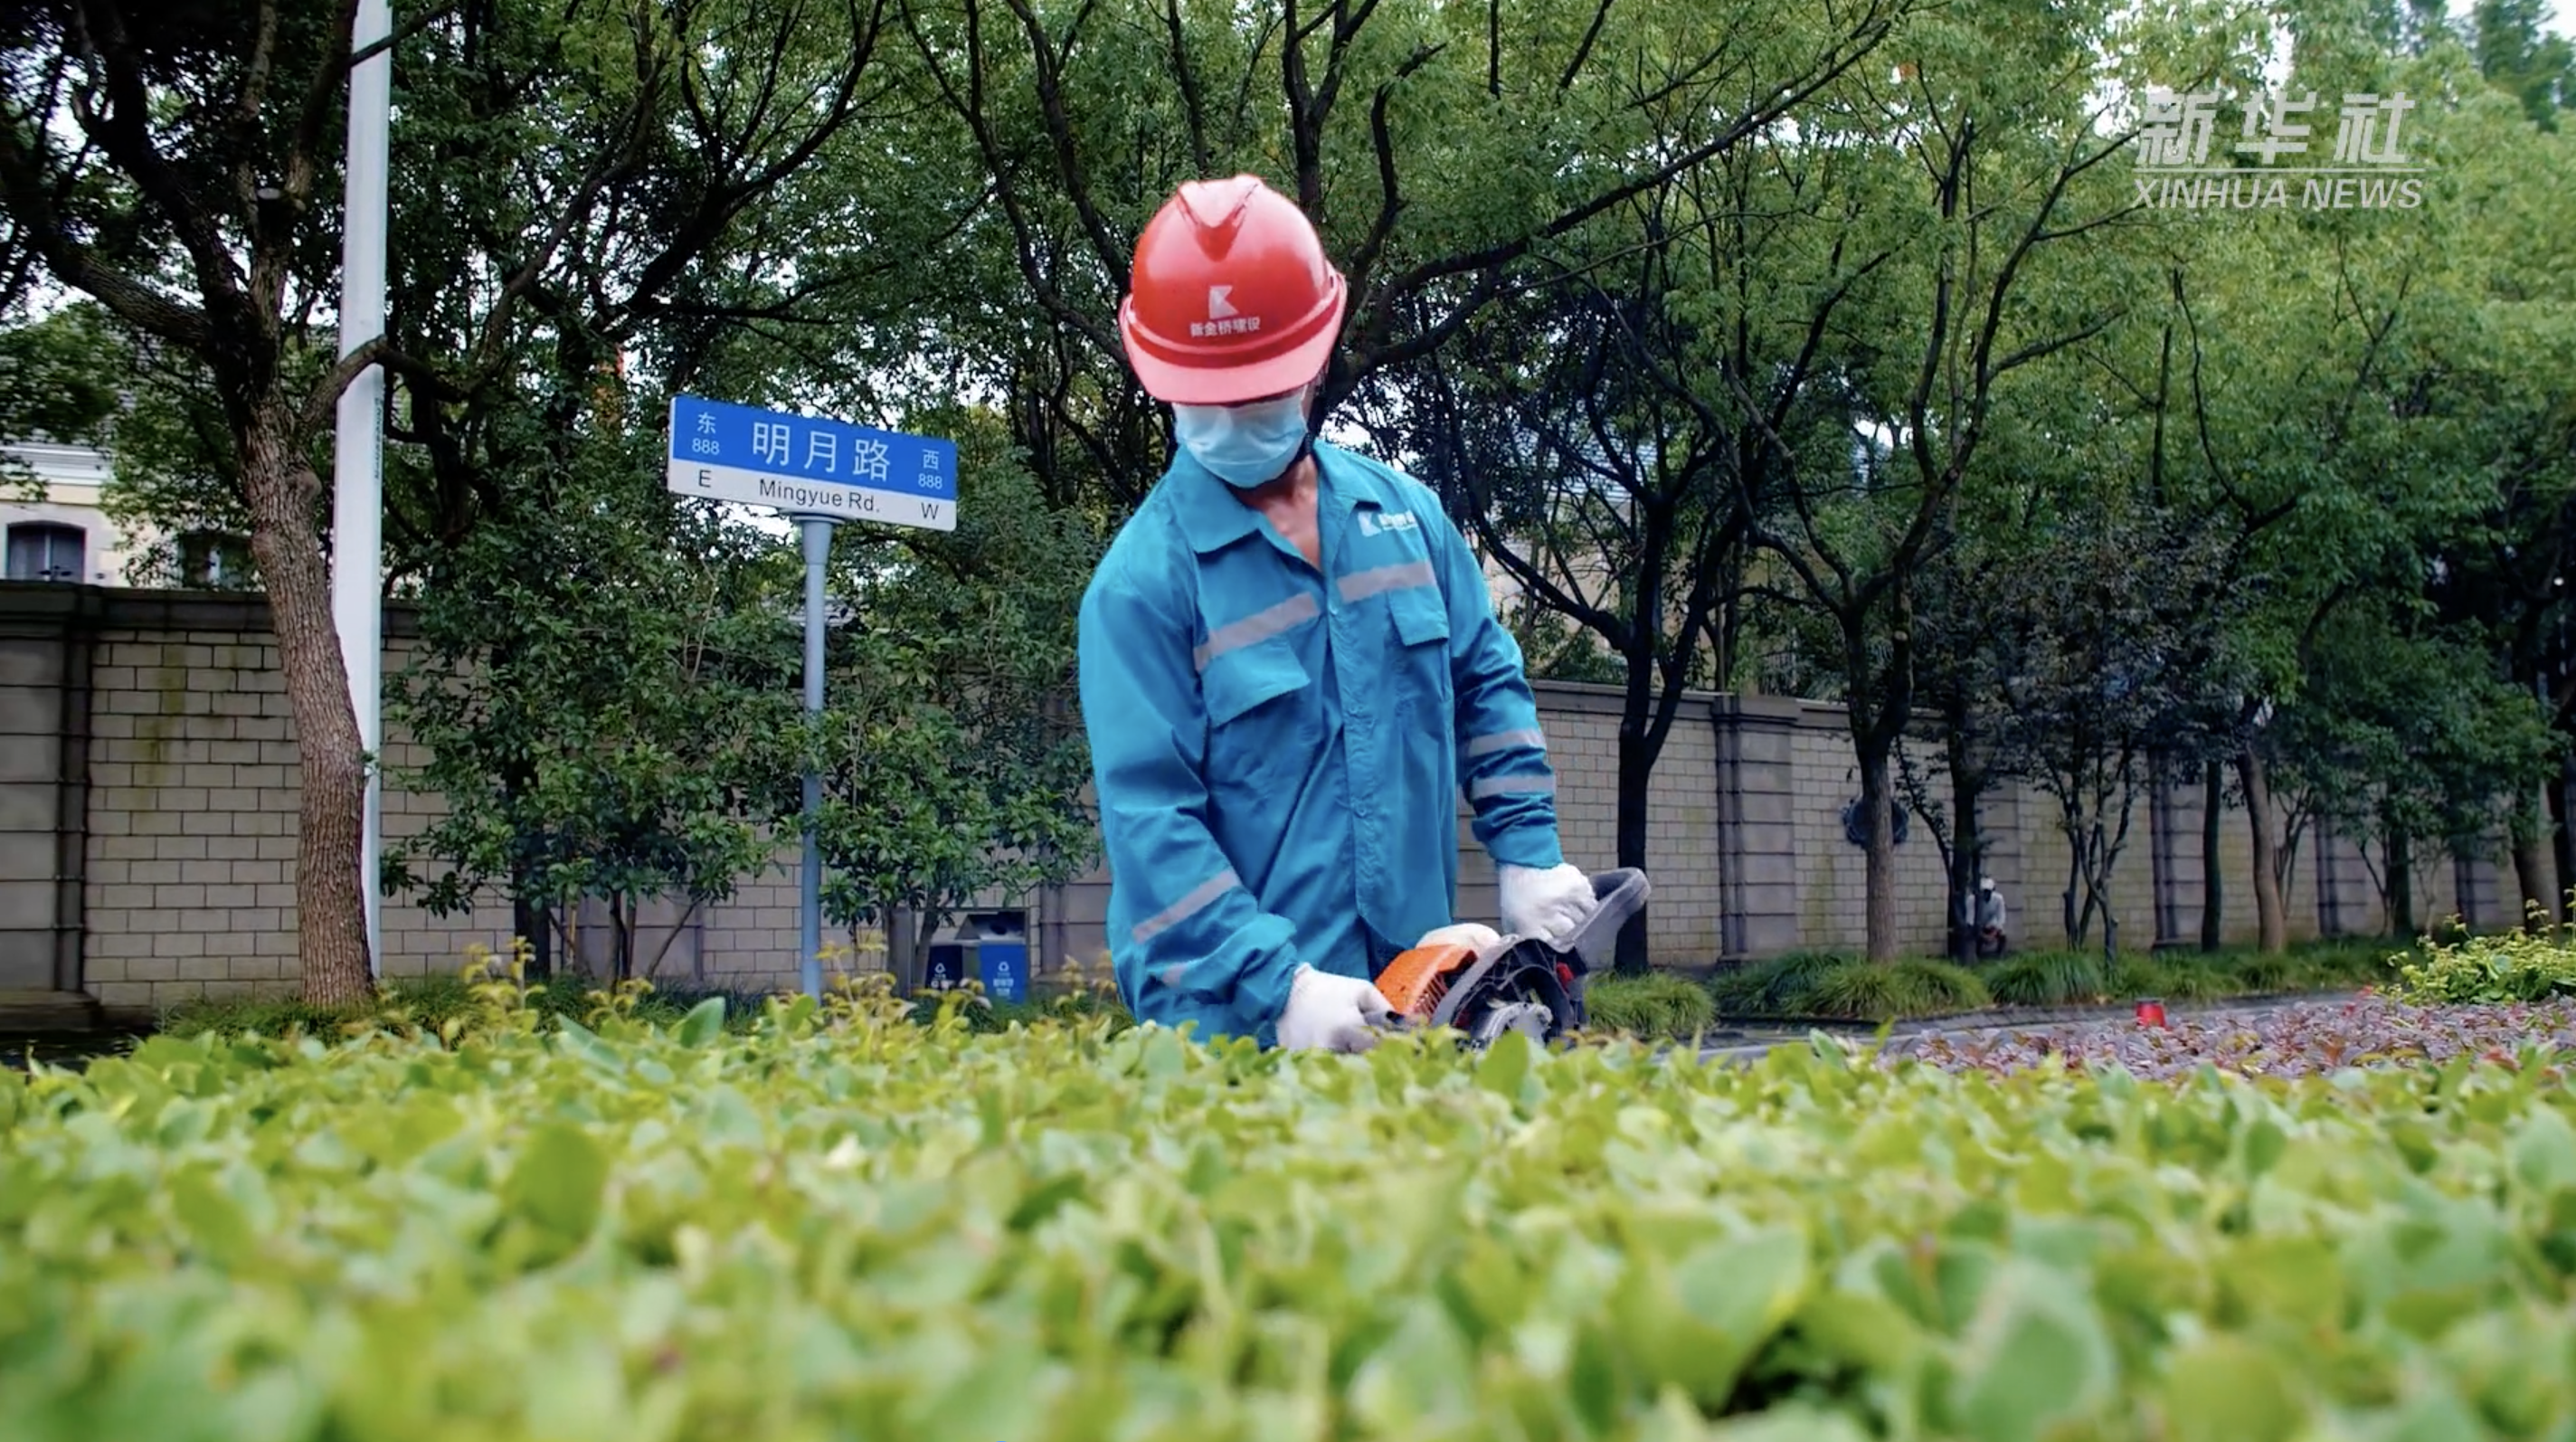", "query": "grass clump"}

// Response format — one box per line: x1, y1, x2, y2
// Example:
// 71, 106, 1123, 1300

1708, 951, 1850, 1018
2228, 950, 2310, 994
2107, 953, 2233, 1001
1982, 950, 2107, 1007
1583, 972, 1719, 1039
1801, 958, 1993, 1020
